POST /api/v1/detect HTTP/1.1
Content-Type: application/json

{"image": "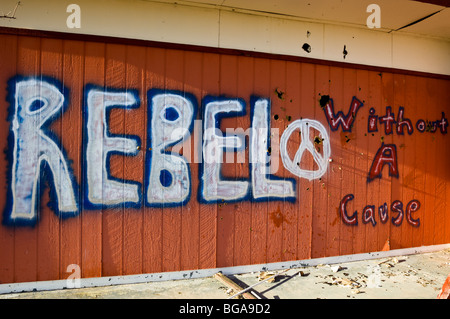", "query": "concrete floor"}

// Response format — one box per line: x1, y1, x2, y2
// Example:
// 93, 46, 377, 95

1, 249, 449, 299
